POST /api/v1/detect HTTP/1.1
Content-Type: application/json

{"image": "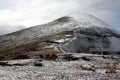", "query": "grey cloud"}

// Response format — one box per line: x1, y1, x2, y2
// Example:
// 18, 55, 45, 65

0, 0, 14, 9
0, 25, 24, 35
